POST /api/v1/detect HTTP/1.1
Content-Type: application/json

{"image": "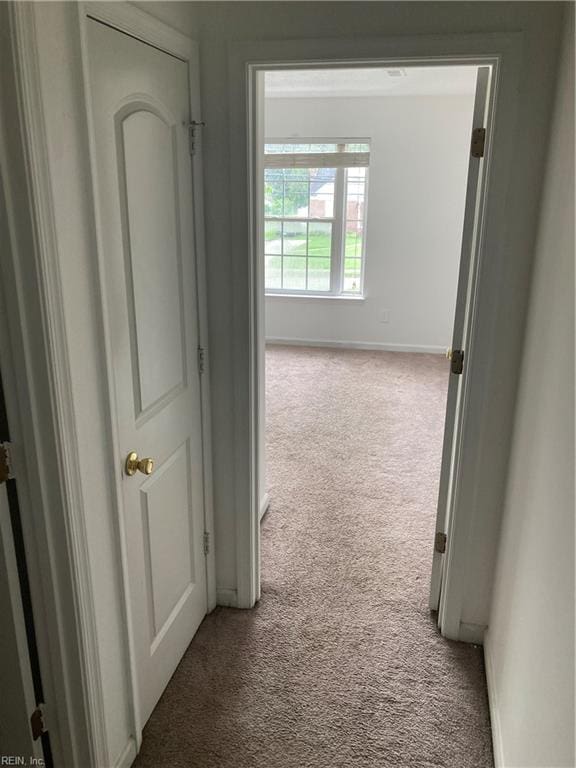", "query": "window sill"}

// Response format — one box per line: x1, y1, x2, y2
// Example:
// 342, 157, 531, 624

265, 293, 365, 302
